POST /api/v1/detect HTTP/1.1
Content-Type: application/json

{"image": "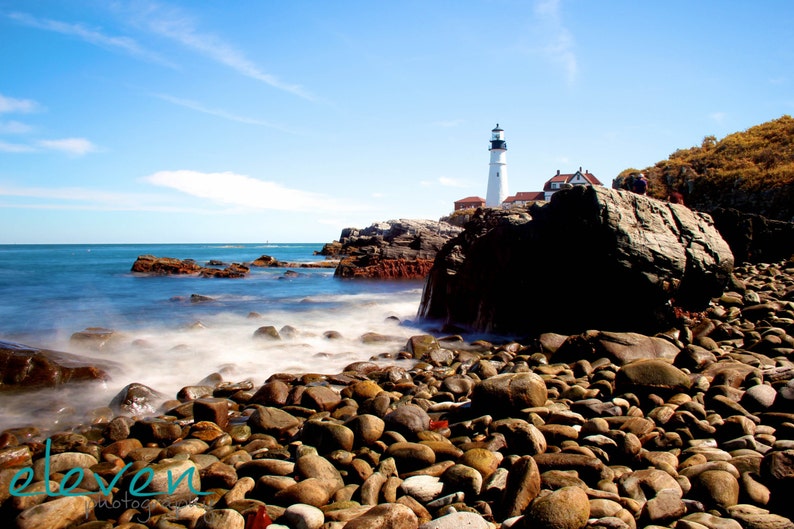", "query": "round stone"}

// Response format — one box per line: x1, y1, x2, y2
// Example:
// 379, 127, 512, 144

522, 486, 590, 529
